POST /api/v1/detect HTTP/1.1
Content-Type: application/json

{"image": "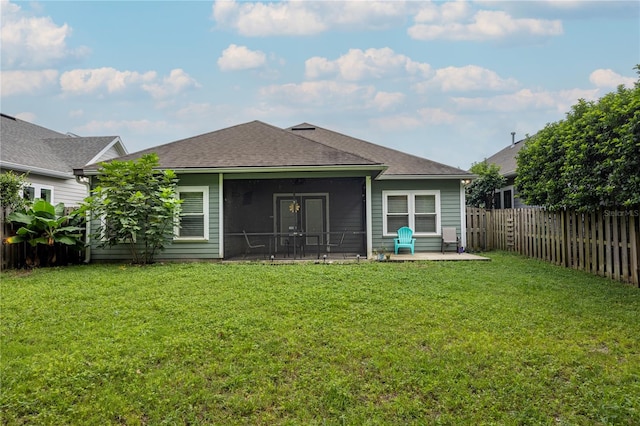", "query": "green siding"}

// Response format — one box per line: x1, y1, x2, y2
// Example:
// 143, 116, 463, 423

89, 172, 462, 261
90, 173, 221, 262
371, 179, 463, 252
